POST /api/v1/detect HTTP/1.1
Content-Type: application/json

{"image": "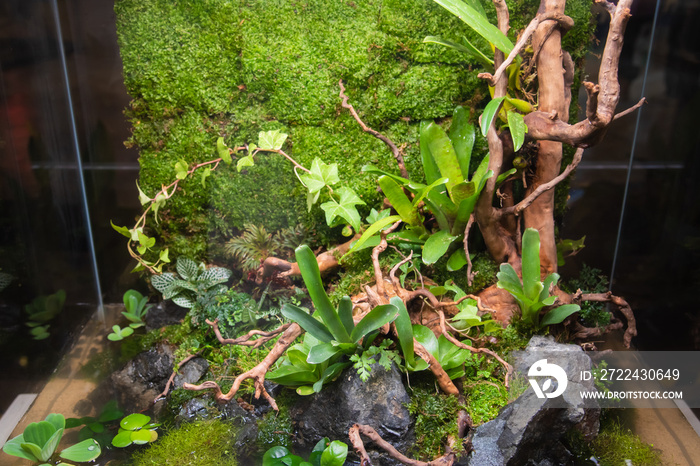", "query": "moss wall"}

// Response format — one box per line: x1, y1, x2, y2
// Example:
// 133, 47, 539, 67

116, 0, 591, 260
